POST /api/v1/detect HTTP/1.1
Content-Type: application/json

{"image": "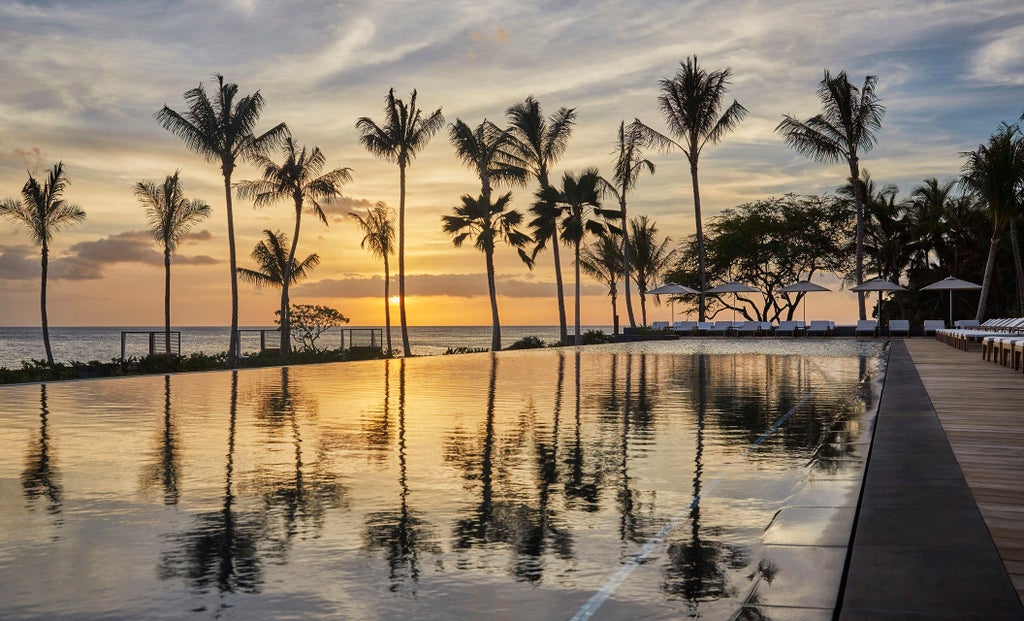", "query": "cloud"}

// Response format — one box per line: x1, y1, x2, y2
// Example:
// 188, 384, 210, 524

70, 230, 163, 266
0, 245, 38, 280
0, 147, 47, 174
323, 195, 376, 222
292, 272, 604, 298
49, 255, 104, 280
